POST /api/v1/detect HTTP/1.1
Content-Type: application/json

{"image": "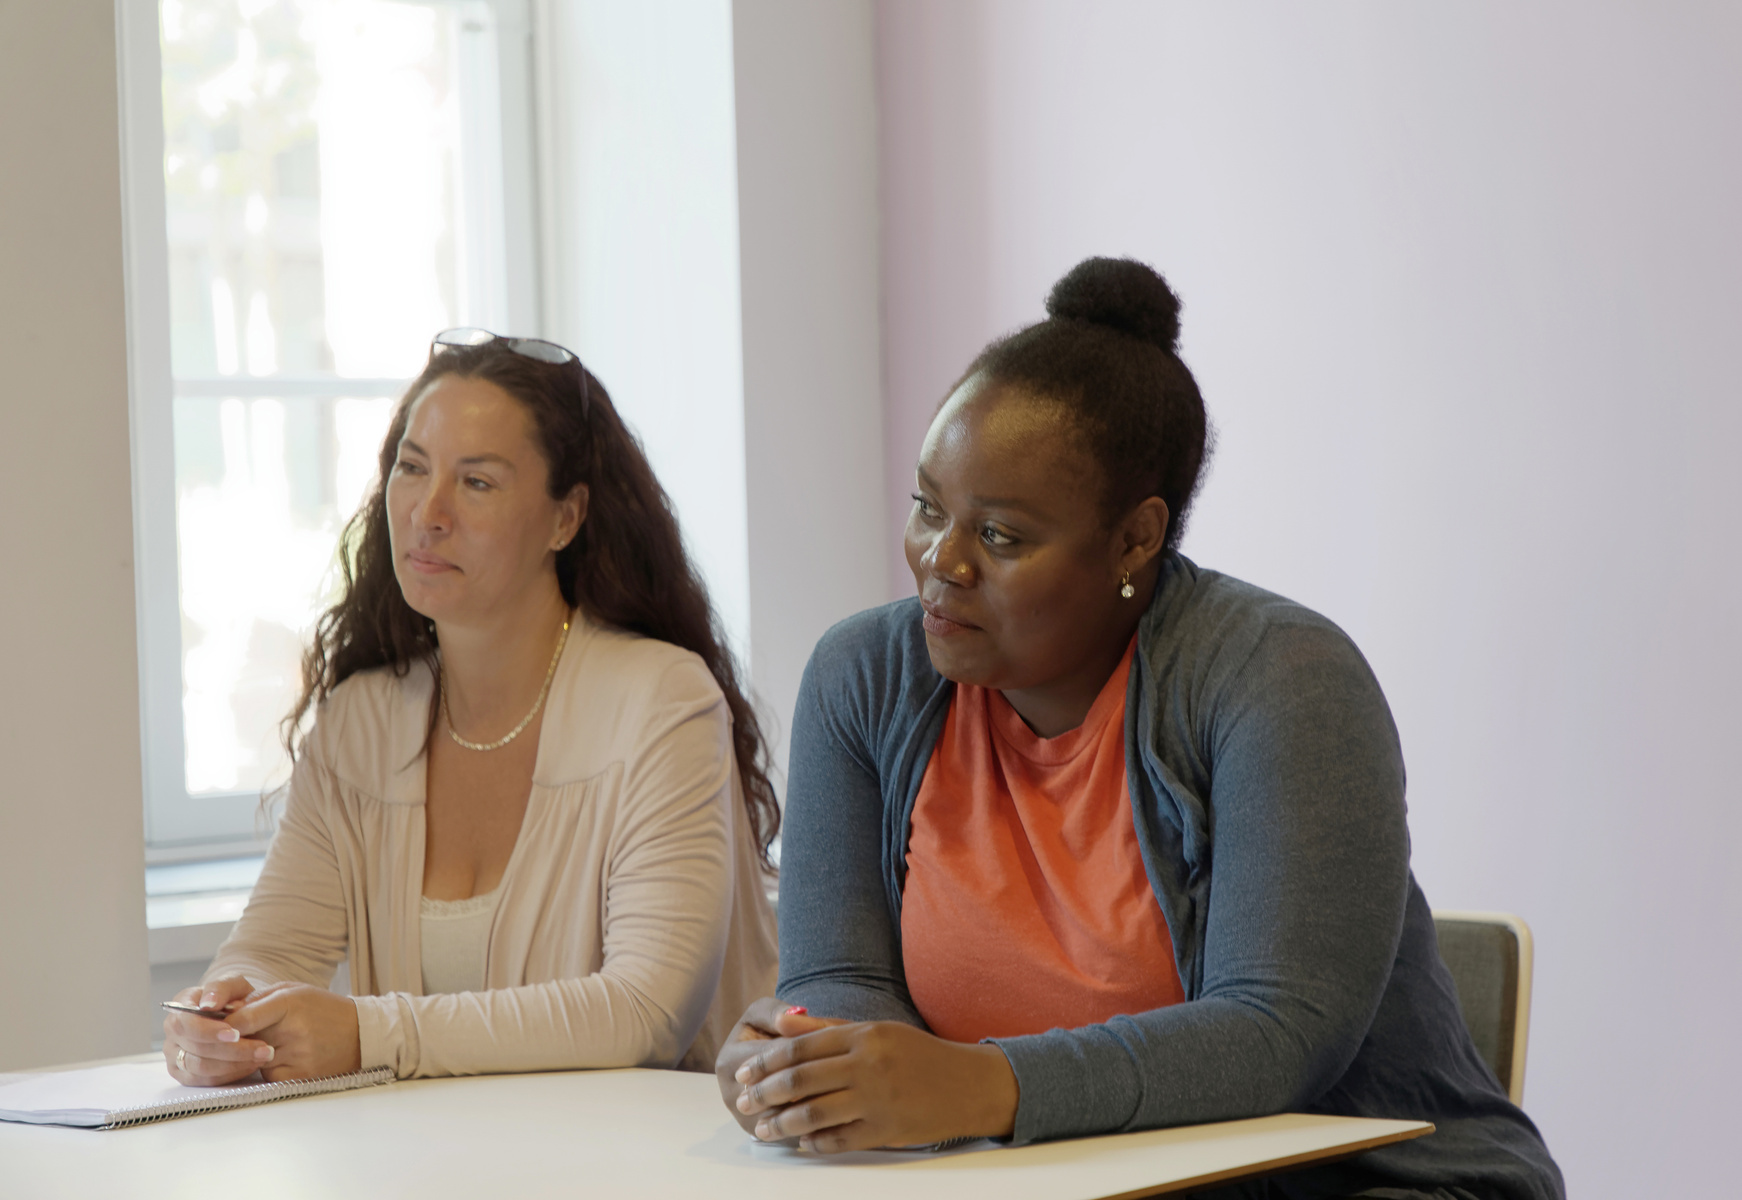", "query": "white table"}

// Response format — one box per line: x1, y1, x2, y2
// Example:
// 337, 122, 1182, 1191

0, 1060, 1431, 1199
